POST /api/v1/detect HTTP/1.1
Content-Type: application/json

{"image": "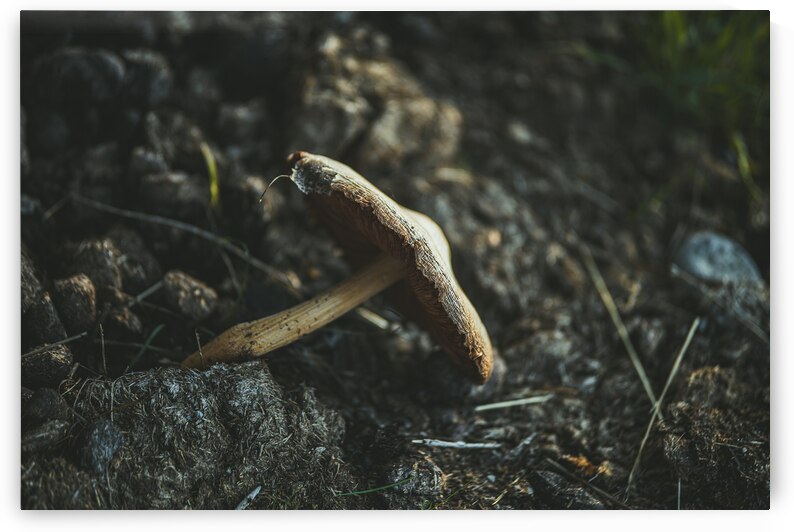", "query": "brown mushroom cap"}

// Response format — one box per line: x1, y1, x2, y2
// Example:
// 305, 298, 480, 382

289, 151, 494, 383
